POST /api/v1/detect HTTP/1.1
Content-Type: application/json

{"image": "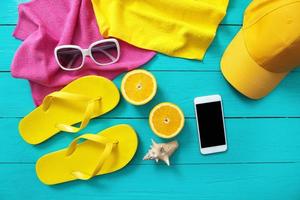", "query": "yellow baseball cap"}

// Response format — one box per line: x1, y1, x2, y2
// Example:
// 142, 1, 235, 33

221, 0, 300, 99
